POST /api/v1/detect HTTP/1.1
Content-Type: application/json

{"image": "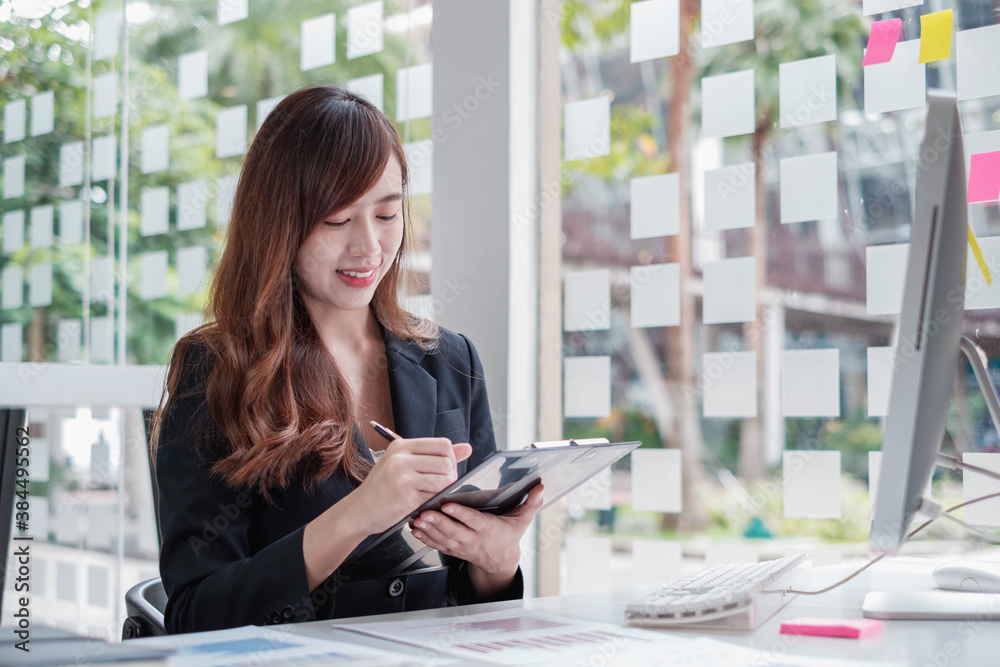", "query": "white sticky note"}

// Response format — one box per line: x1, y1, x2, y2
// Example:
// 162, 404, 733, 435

631, 449, 682, 513
216, 174, 238, 230
59, 141, 84, 187
865, 243, 909, 316
140, 187, 170, 237
630, 0, 679, 63
957, 26, 1000, 102
864, 40, 925, 115
55, 497, 81, 544
867, 346, 895, 418
630, 263, 680, 328
404, 140, 433, 196
56, 561, 77, 599
301, 14, 336, 71
396, 63, 433, 122
704, 163, 754, 231
217, 0, 248, 25
255, 96, 284, 132
176, 312, 204, 341
31, 91, 54, 137
701, 0, 754, 48
91, 256, 113, 301
702, 69, 754, 138
59, 200, 84, 245
703, 351, 757, 418
564, 269, 610, 331
779, 55, 836, 128
783, 450, 841, 519
91, 134, 116, 182
564, 97, 610, 161
863, 0, 921, 15
88, 562, 111, 606
566, 469, 612, 511
1, 323, 22, 362
705, 544, 758, 566
703, 257, 755, 324
86, 507, 115, 551
632, 540, 682, 589
966, 236, 1000, 310
93, 72, 117, 120
347, 73, 384, 111
30, 205, 54, 249
216, 105, 247, 158
28, 496, 48, 537
29, 263, 52, 307
4, 98, 26, 143
57, 319, 82, 362
348, 1, 383, 59
27, 436, 48, 481
782, 349, 840, 417
93, 10, 120, 60
563, 536, 611, 594
631, 173, 679, 239
178, 50, 208, 101
141, 251, 168, 300
177, 180, 207, 231
178, 245, 208, 295
141, 125, 169, 174
564, 356, 611, 418
2, 267, 22, 309
962, 453, 1000, 527
90, 316, 112, 364
780, 151, 838, 224
4, 155, 25, 199
3, 209, 24, 253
